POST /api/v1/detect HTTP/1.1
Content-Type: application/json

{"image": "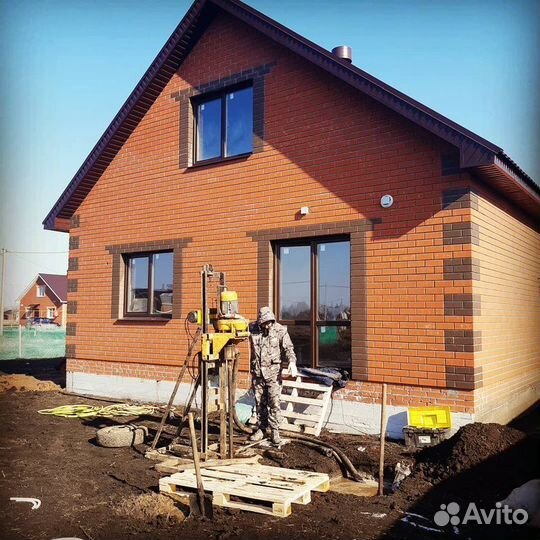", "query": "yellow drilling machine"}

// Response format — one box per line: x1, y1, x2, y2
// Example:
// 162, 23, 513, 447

188, 264, 250, 458
151, 264, 250, 459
